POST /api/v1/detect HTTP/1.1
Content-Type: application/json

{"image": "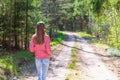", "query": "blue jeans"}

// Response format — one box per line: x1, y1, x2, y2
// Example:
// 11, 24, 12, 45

35, 58, 49, 80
